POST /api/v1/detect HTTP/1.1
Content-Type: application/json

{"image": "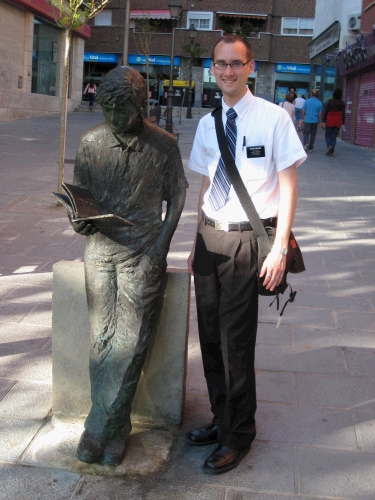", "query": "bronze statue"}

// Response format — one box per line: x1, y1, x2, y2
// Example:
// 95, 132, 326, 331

70, 66, 188, 466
